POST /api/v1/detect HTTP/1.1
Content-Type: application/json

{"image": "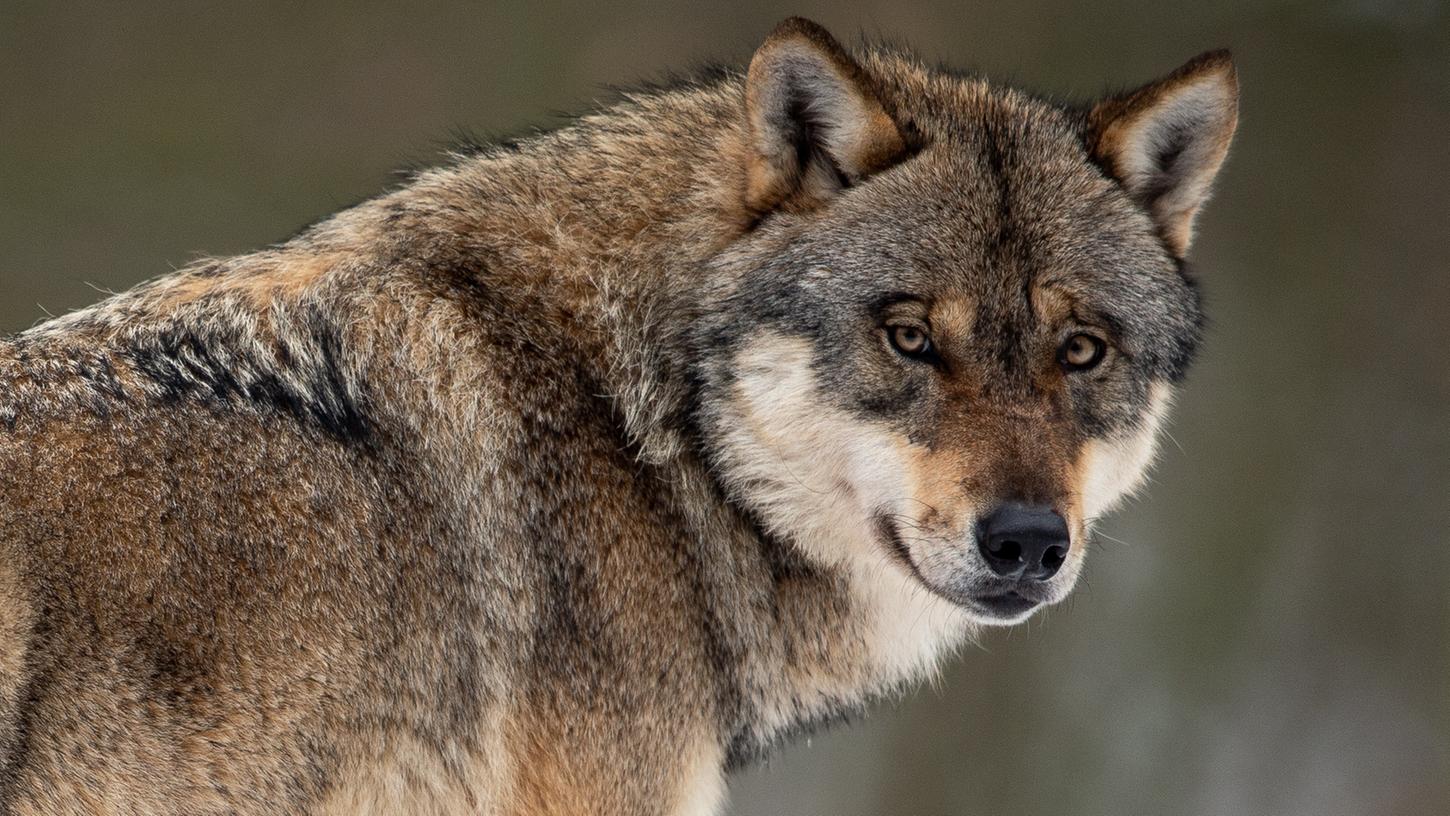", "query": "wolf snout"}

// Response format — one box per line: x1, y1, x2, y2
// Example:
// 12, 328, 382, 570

975, 502, 1070, 582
